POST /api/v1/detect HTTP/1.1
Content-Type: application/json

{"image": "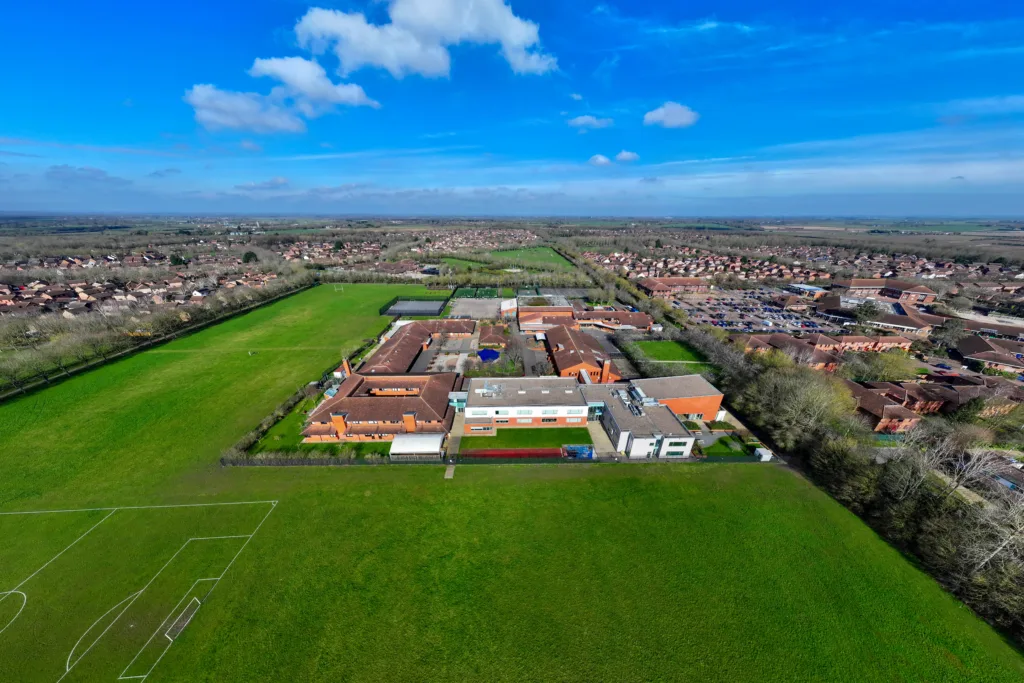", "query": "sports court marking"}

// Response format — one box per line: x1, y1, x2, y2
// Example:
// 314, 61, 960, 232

0, 500, 276, 683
